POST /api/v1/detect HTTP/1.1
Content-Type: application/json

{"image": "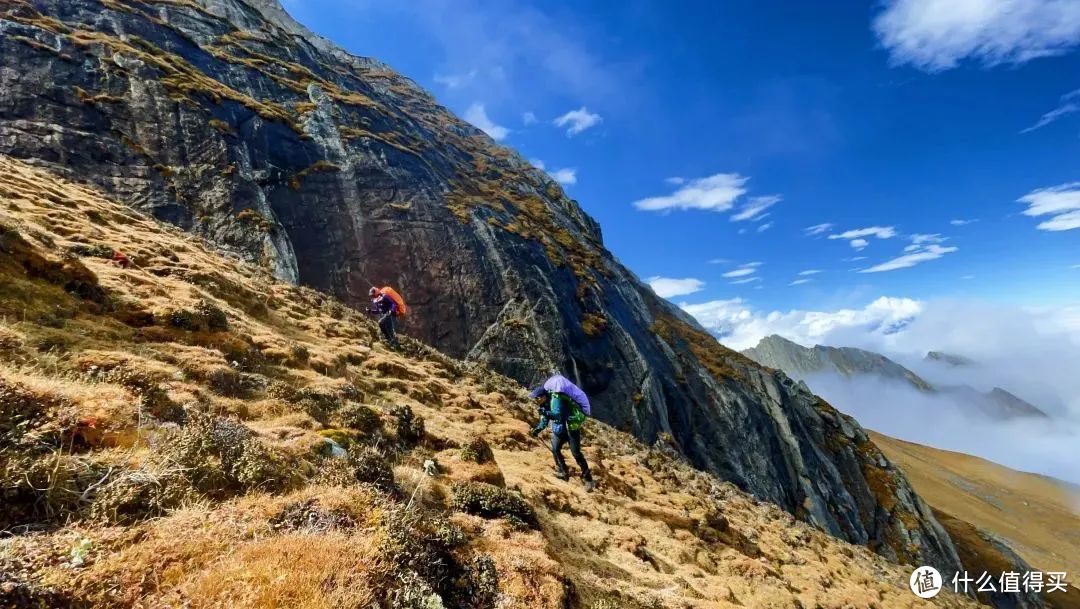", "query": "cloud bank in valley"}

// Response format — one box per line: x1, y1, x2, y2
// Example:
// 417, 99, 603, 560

682, 296, 1080, 483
